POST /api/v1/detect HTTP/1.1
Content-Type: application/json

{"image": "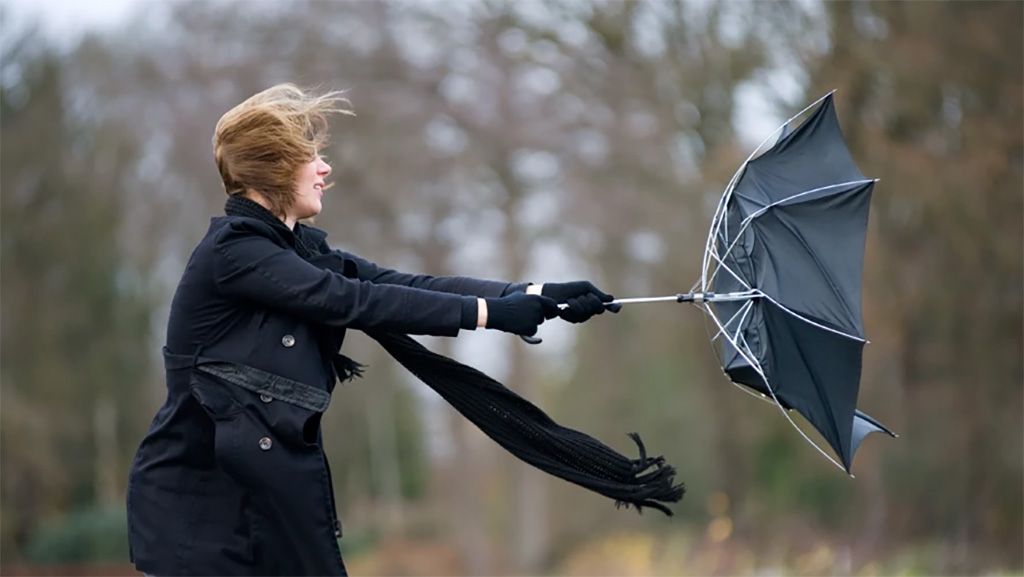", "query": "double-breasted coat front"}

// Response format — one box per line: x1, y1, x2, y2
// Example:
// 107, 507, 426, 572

127, 200, 519, 575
